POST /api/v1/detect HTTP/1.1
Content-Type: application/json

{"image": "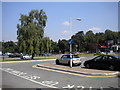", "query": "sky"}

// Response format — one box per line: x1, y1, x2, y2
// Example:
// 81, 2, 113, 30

1, 1, 119, 42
